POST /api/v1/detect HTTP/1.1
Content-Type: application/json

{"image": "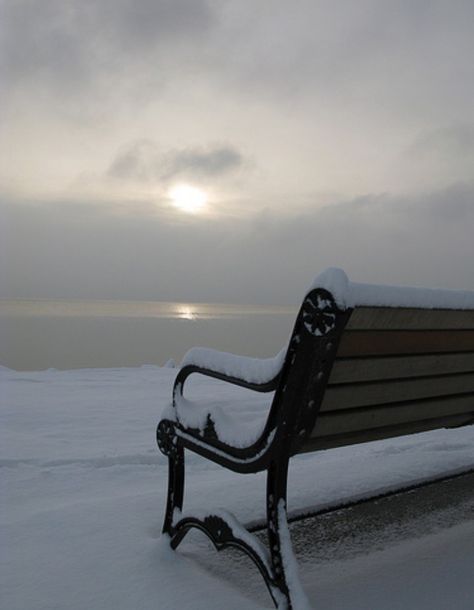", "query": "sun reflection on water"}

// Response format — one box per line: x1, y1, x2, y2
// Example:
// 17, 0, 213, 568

177, 305, 197, 320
